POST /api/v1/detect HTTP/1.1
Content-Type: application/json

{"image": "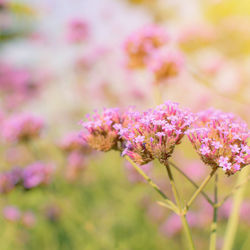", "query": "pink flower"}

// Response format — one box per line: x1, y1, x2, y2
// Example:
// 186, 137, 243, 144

67, 18, 89, 43
146, 48, 184, 82
80, 108, 128, 152
60, 132, 90, 153
22, 211, 36, 228
2, 113, 44, 143
124, 25, 169, 69
3, 206, 21, 222
65, 152, 86, 181
186, 108, 249, 175
116, 101, 193, 165
22, 162, 54, 189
